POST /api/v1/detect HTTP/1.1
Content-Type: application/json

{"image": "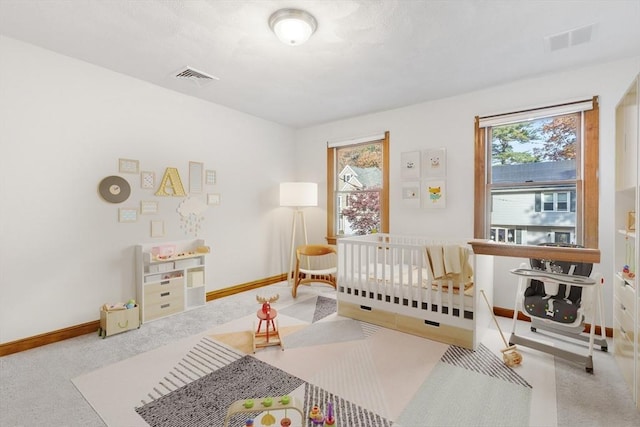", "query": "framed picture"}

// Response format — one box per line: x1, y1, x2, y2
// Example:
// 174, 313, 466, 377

207, 193, 221, 205
628, 211, 636, 231
140, 200, 159, 215
151, 220, 165, 237
141, 171, 155, 189
423, 148, 446, 178
118, 208, 138, 222
118, 158, 139, 174
205, 170, 217, 185
189, 161, 203, 193
402, 182, 420, 208
423, 179, 446, 209
401, 151, 421, 181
